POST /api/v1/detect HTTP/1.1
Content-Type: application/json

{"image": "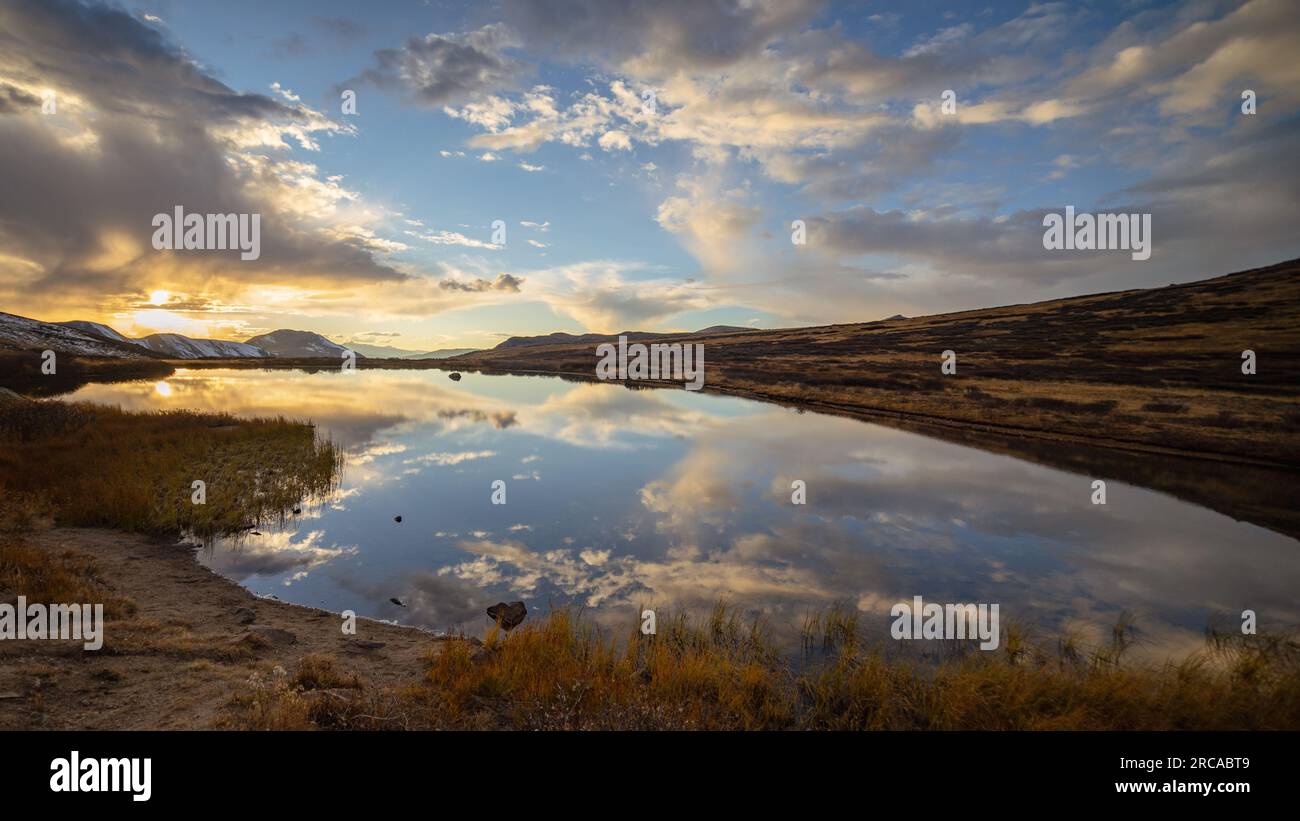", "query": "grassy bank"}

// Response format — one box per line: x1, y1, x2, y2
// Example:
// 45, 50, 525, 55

0, 395, 341, 539
230, 604, 1300, 731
